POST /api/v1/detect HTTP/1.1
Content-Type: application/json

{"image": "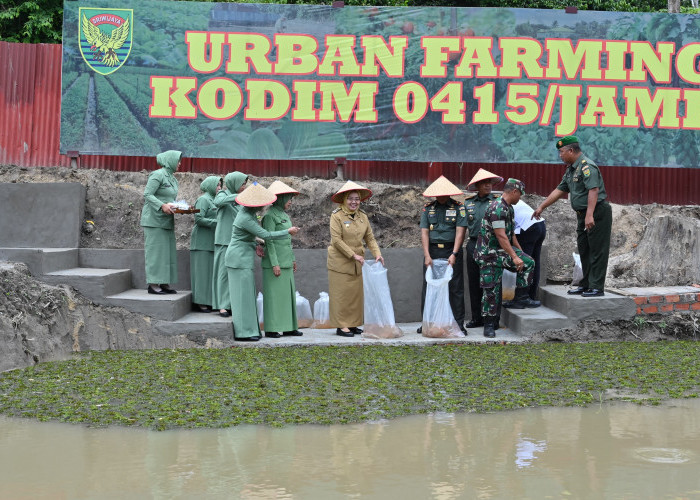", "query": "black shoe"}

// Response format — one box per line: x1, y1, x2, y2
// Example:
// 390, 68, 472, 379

459, 324, 468, 336
147, 285, 166, 295
416, 326, 422, 334
483, 318, 496, 338
193, 304, 211, 313
506, 287, 542, 309
567, 286, 588, 295
235, 336, 261, 342
160, 284, 177, 294
582, 288, 605, 297
465, 319, 483, 328
265, 332, 282, 338
336, 328, 354, 337
283, 330, 303, 336
350, 327, 363, 335
219, 310, 231, 318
